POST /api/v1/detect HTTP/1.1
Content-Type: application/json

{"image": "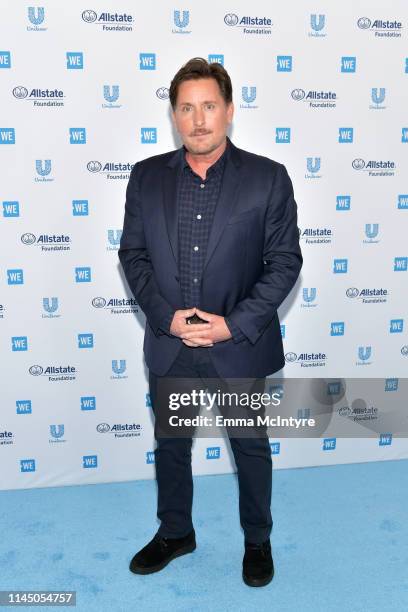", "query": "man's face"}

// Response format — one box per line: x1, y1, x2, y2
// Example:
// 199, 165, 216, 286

172, 77, 234, 156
